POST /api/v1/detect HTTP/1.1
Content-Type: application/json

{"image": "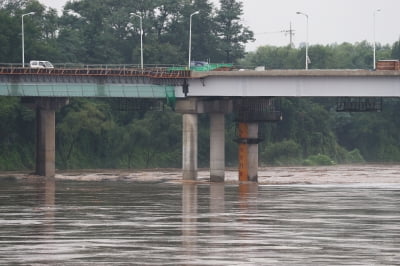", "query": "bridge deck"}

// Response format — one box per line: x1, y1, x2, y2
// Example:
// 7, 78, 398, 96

1, 67, 400, 98
191, 69, 400, 78
179, 69, 400, 98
